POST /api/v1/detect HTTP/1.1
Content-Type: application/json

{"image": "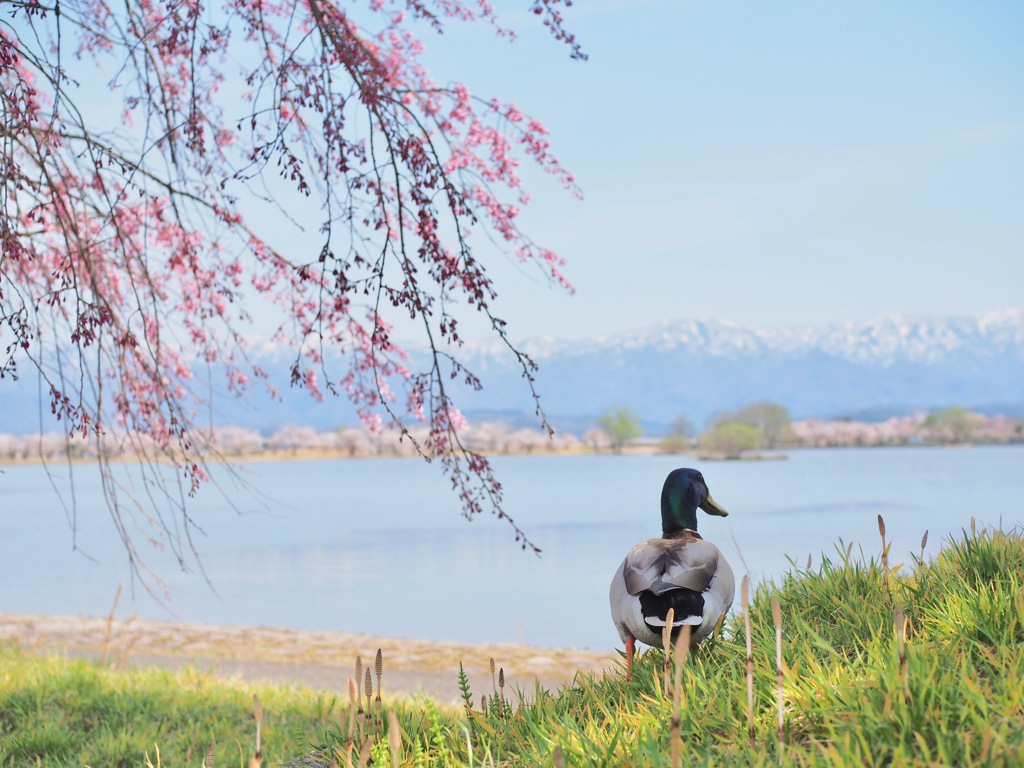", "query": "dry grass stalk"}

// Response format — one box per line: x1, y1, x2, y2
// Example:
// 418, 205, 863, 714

203, 743, 214, 768
352, 658, 365, 750
878, 514, 892, 604
498, 667, 506, 716
675, 624, 691, 673
894, 604, 909, 697
662, 607, 676, 695
671, 624, 691, 768
806, 553, 812, 570
249, 694, 263, 768
553, 745, 566, 768
387, 710, 402, 768
770, 593, 785, 763
346, 677, 358, 760
742, 575, 754, 748
347, 676, 358, 709
364, 668, 375, 735
919, 530, 929, 564
375, 648, 383, 719
355, 739, 374, 768
102, 584, 123, 663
